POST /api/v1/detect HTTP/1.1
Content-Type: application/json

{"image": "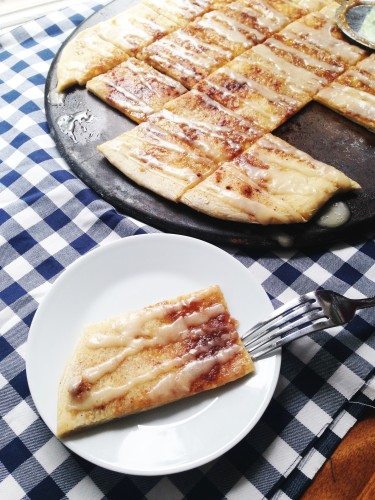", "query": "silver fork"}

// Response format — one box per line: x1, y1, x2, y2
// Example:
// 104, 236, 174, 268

243, 290, 375, 360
